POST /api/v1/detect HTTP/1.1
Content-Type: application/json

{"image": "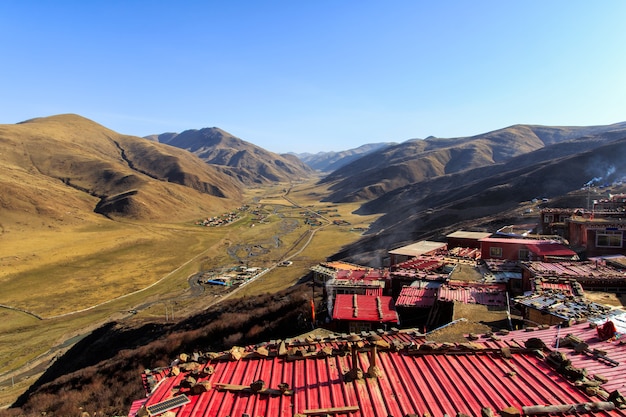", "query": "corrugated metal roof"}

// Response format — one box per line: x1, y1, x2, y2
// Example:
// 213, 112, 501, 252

395, 256, 444, 271
448, 246, 481, 259
334, 269, 389, 281
332, 294, 398, 323
484, 322, 626, 395
526, 242, 578, 257
132, 329, 625, 417
437, 281, 507, 306
395, 286, 438, 308
523, 261, 626, 279
531, 278, 579, 296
